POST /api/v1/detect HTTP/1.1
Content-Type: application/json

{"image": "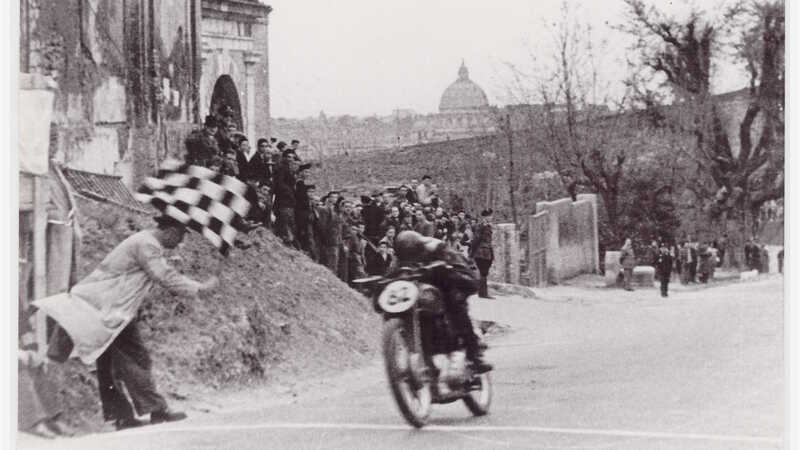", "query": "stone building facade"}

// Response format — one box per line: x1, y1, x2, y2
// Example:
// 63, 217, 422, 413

19, 0, 205, 187
19, 0, 272, 188
200, 0, 272, 143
